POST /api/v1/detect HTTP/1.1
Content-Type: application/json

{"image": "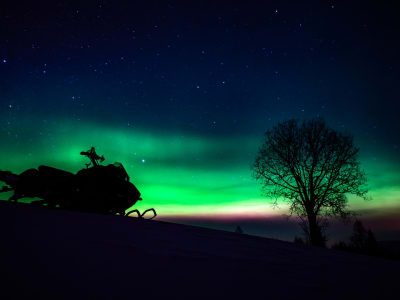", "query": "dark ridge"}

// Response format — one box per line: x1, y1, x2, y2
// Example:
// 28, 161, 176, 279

378, 240, 400, 253
2, 201, 398, 299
